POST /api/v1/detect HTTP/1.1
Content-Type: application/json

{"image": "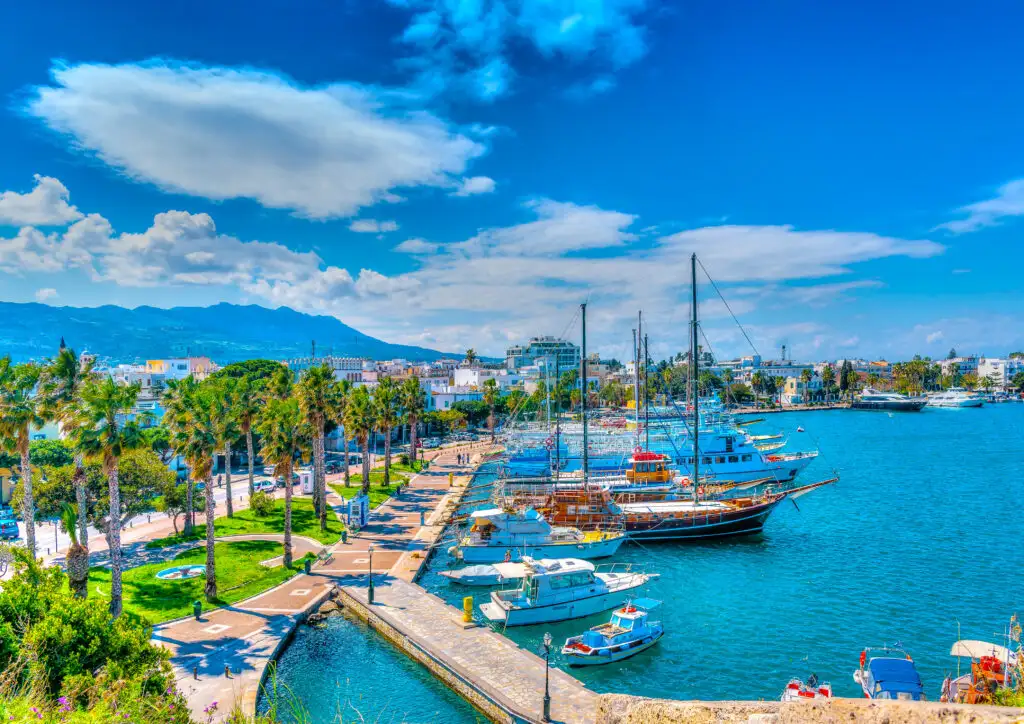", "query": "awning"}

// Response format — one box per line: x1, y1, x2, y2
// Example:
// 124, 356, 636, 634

950, 640, 1019, 665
